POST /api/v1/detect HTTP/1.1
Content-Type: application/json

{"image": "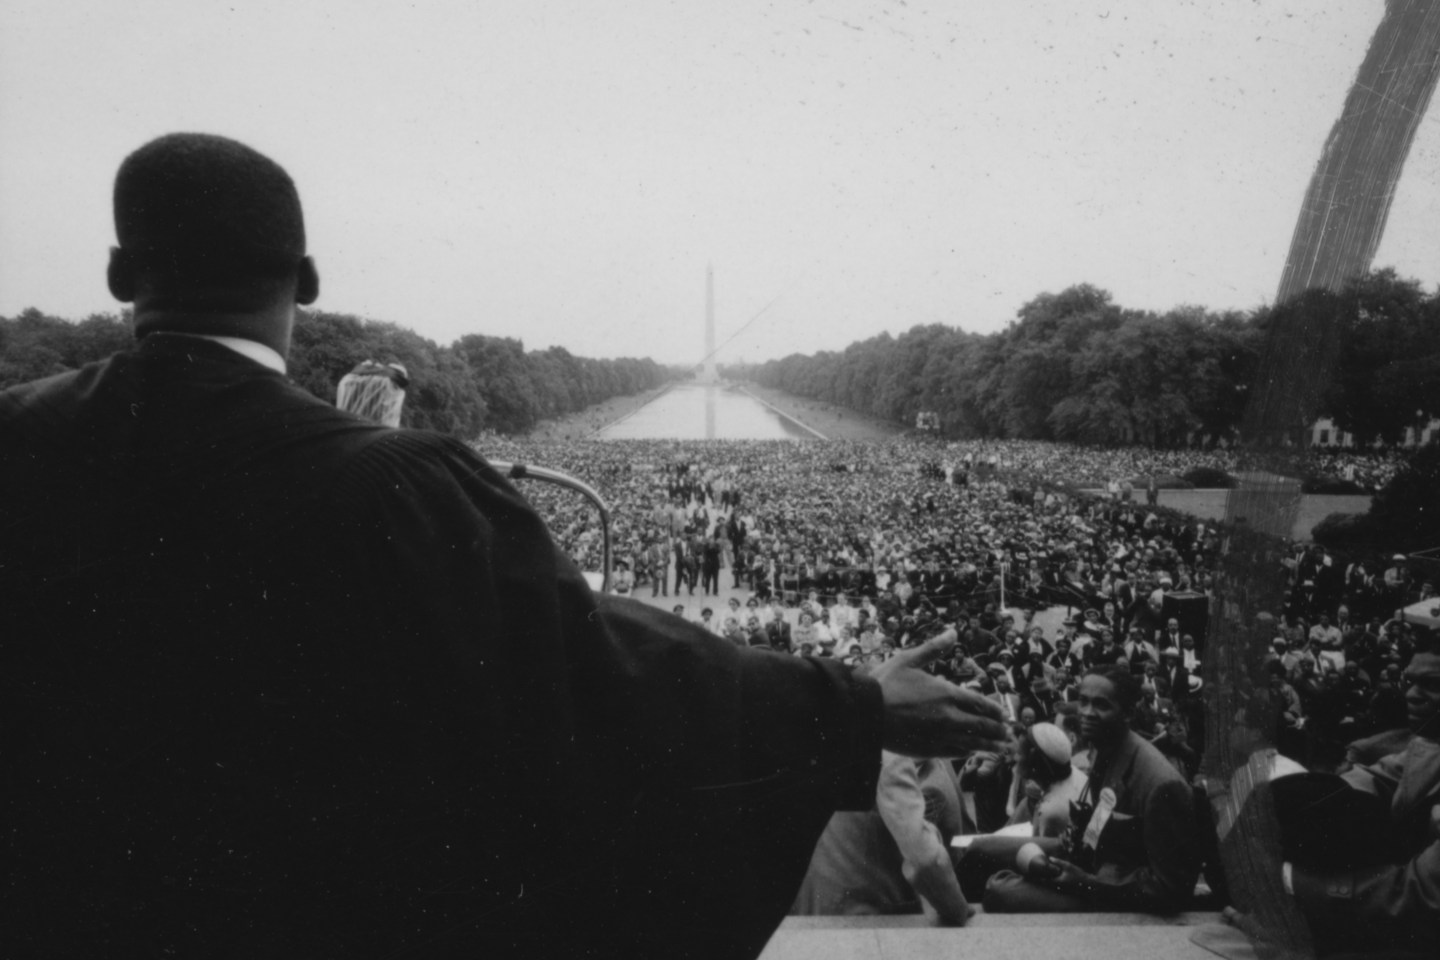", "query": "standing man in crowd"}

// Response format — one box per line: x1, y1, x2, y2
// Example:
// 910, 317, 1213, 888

0, 133, 1008, 959
648, 535, 671, 597
702, 532, 722, 596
